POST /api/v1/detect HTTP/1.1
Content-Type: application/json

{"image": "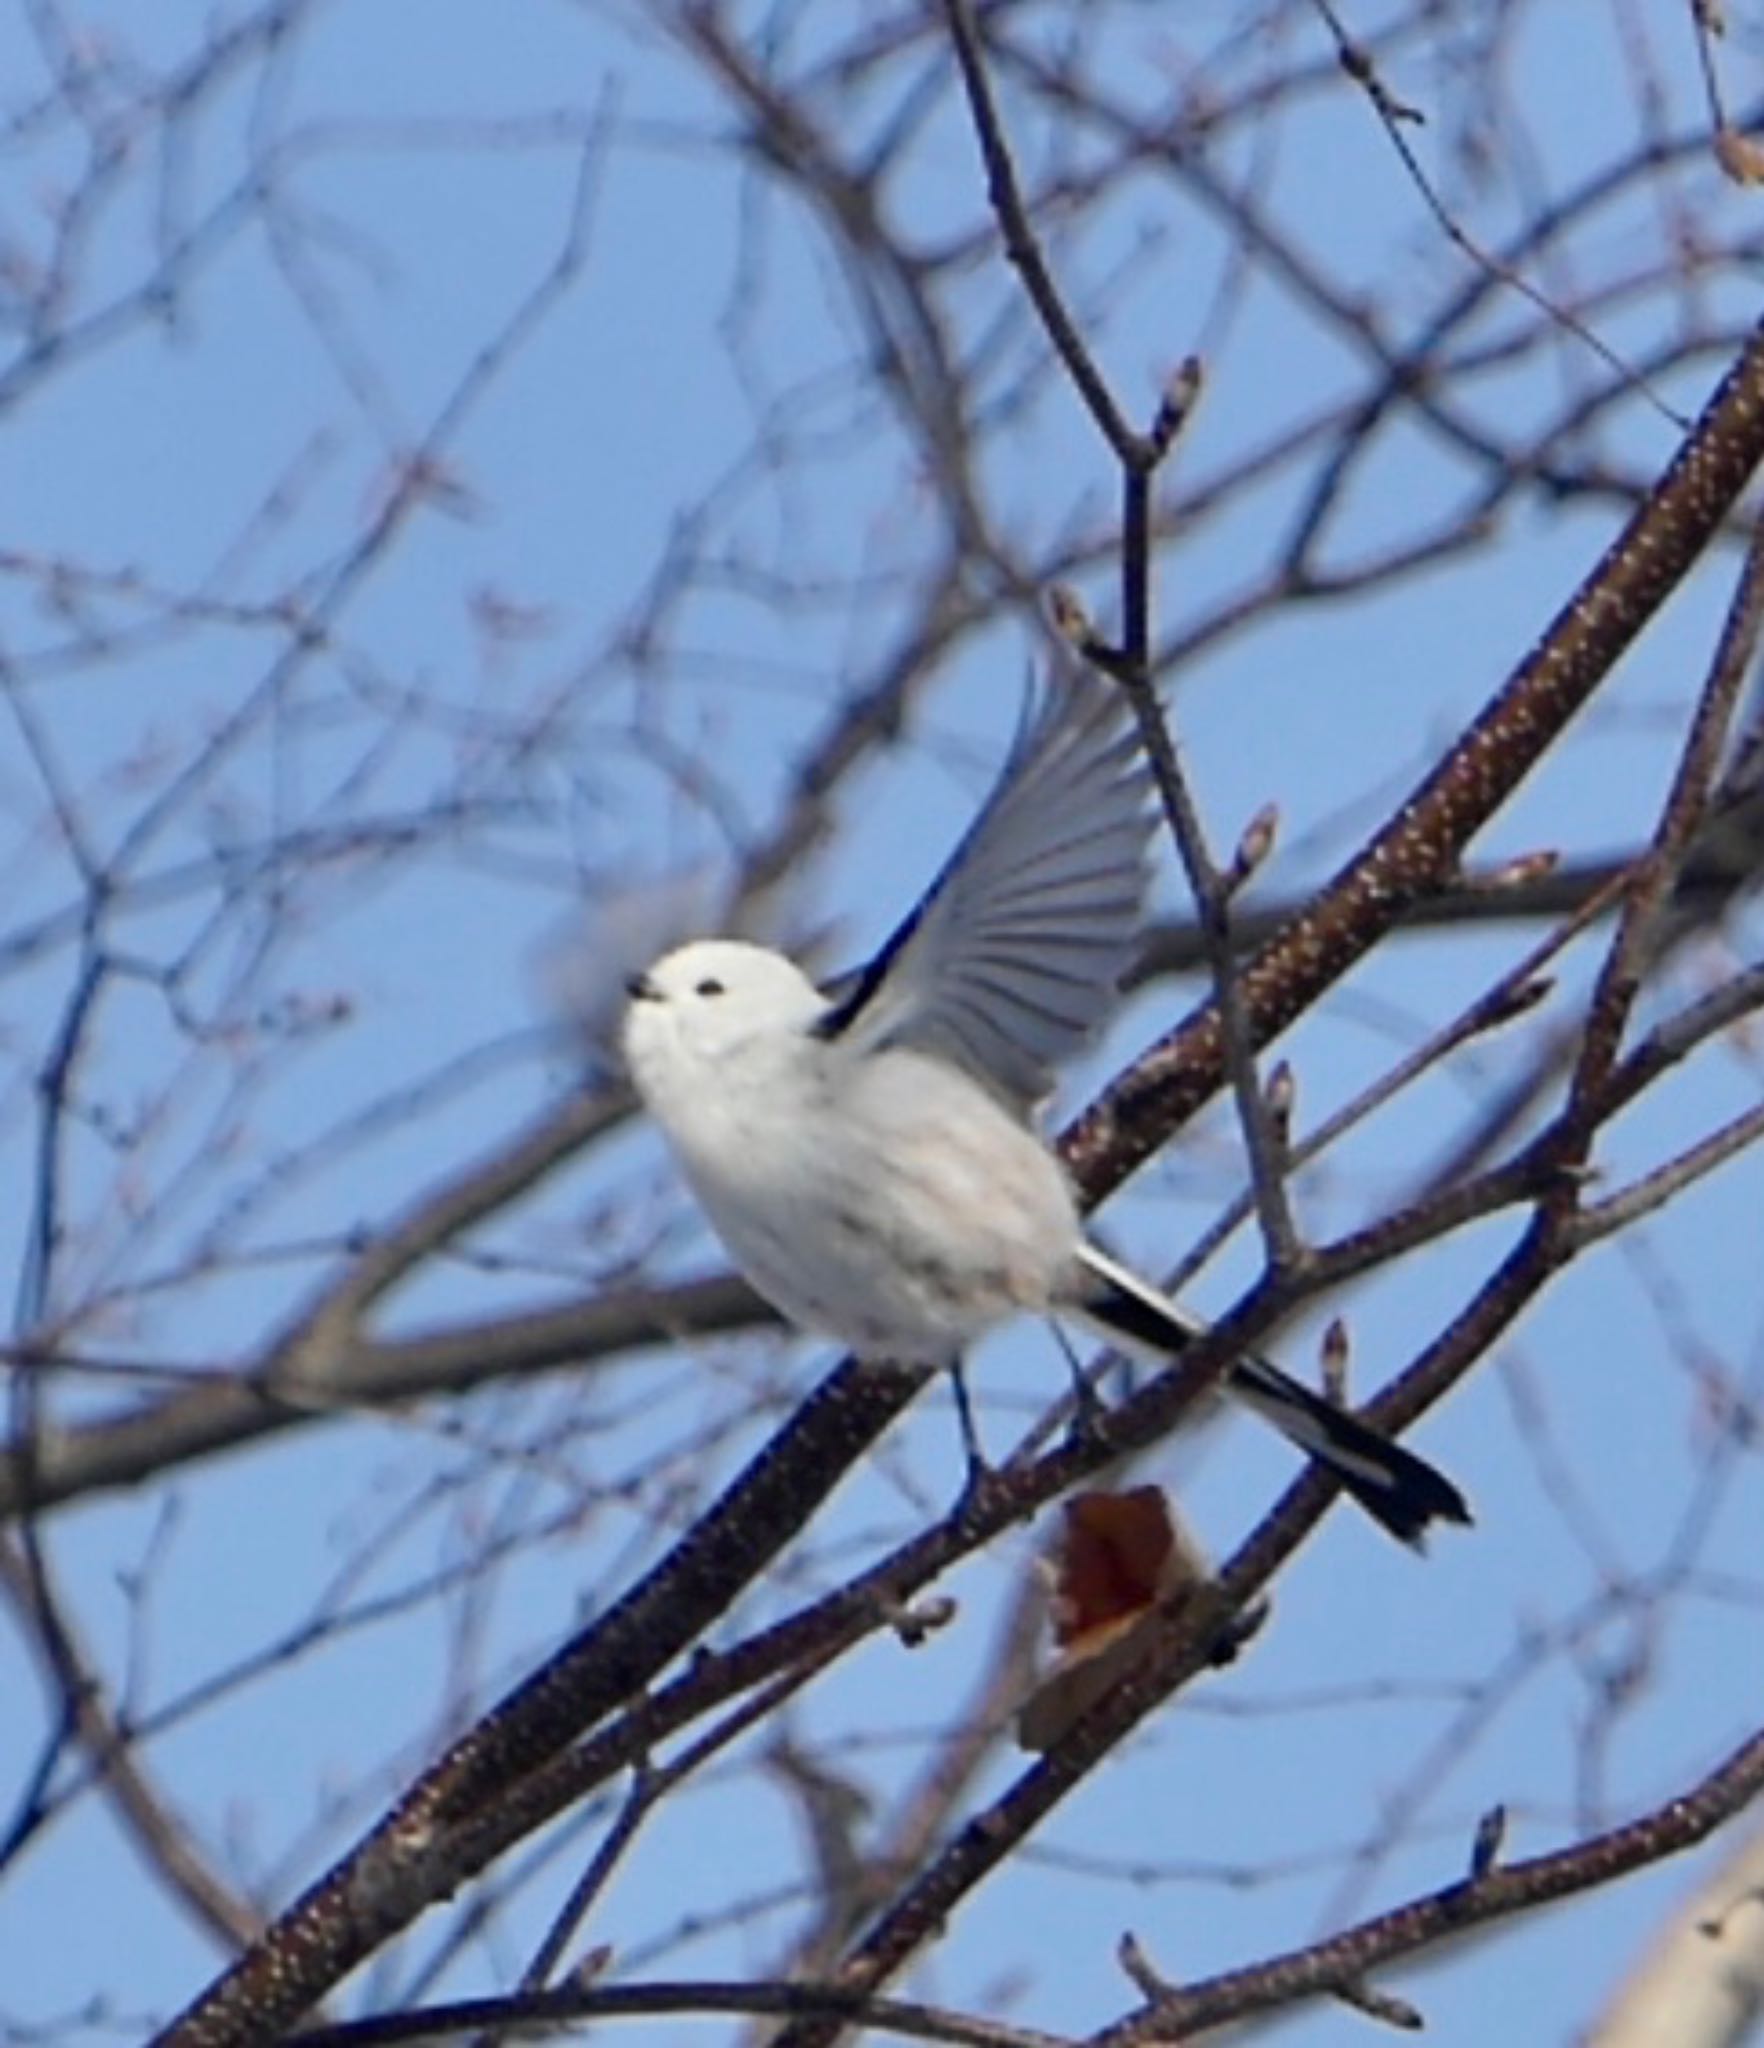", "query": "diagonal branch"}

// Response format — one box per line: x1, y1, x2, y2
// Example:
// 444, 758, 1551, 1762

1065, 309, 1764, 1199
1090, 1722, 1764, 2042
